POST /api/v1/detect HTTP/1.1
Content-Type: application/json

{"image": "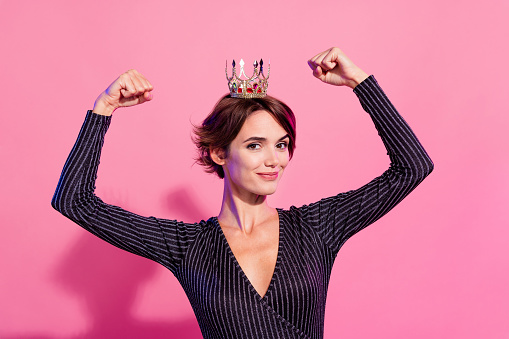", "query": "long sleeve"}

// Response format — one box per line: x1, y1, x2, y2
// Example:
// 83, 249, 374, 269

293, 75, 434, 256
51, 111, 201, 273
